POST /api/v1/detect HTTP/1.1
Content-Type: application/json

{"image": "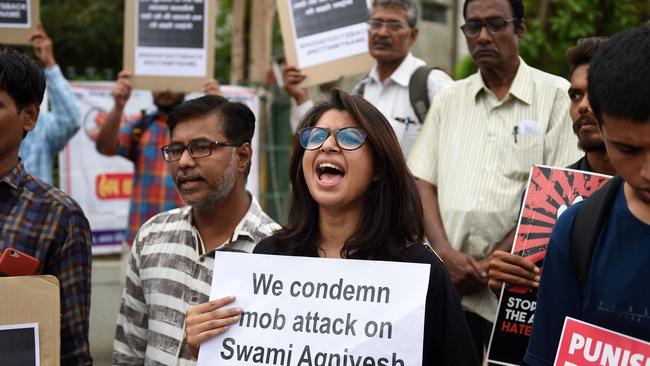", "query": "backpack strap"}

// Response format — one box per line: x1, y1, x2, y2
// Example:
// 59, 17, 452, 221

128, 111, 157, 162
357, 65, 439, 123
570, 175, 623, 287
408, 65, 440, 124
352, 76, 369, 97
